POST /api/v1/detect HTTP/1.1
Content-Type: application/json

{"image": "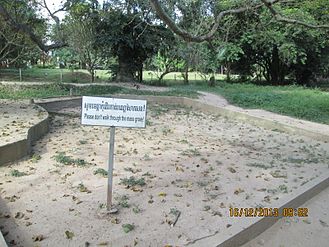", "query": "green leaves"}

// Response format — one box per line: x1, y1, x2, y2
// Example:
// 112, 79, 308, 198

122, 223, 134, 233
216, 43, 244, 63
